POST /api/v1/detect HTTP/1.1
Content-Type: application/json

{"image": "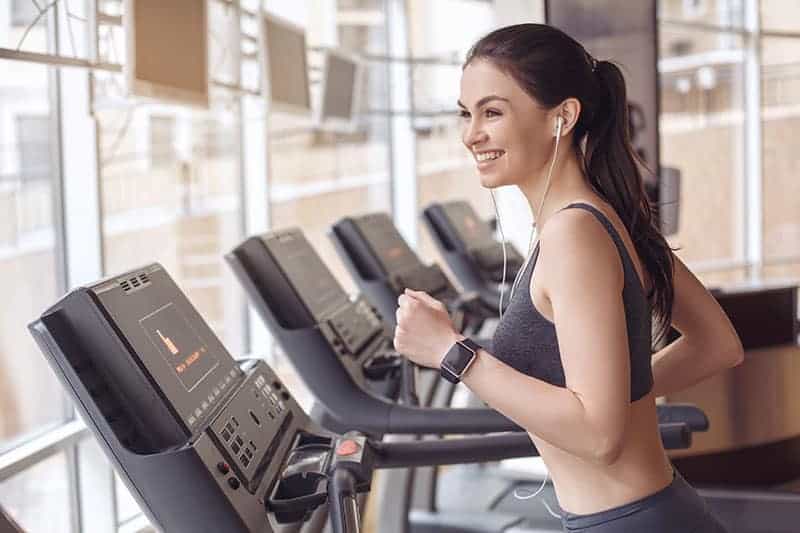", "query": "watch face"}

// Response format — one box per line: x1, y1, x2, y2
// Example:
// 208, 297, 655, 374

443, 341, 476, 377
